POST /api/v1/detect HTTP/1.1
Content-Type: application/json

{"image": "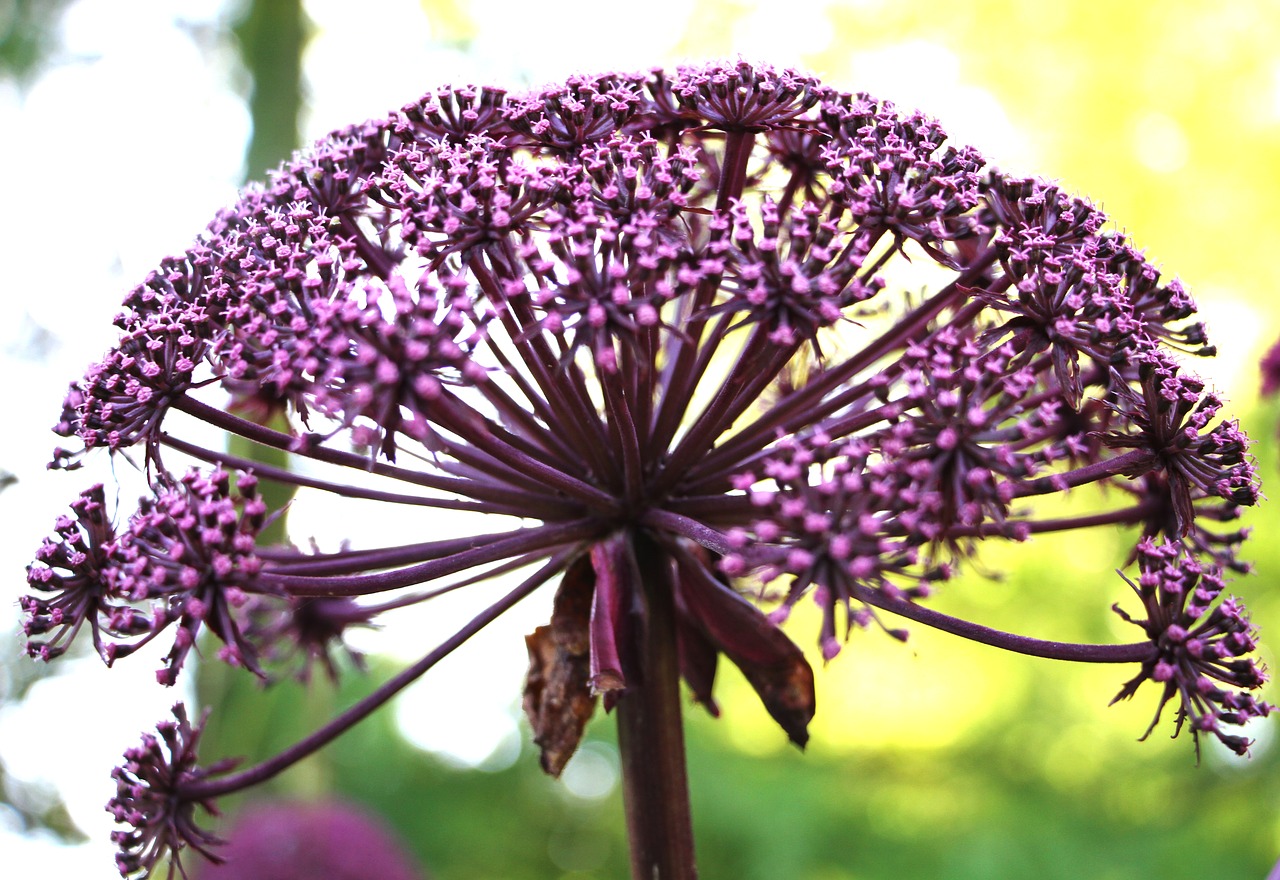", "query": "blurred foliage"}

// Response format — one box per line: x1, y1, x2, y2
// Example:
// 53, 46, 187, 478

232, 0, 309, 182
809, 1, 1280, 304
201, 627, 1279, 879
0, 0, 73, 86
0, 631, 86, 843
0, 0, 78, 845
